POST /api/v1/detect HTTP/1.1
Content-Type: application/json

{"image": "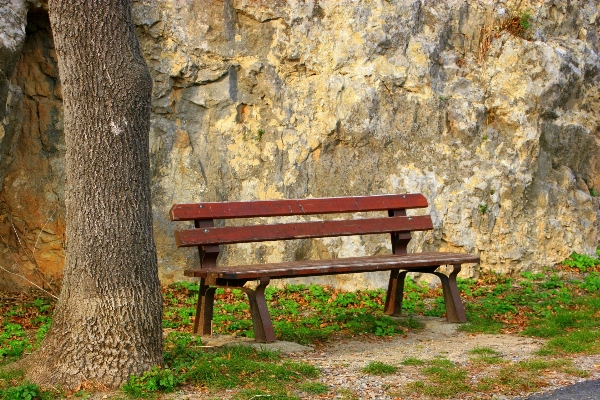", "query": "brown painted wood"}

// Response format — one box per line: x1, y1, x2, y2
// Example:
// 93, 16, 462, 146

175, 215, 433, 247
385, 209, 411, 314
183, 252, 480, 279
170, 194, 428, 221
